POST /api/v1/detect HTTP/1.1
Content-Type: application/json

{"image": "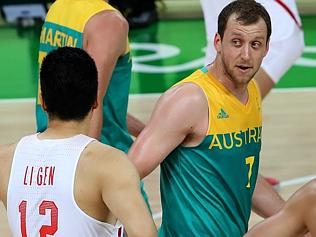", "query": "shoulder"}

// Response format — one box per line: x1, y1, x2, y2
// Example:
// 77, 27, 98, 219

0, 143, 17, 198
82, 141, 127, 164
168, 82, 206, 97
83, 9, 128, 55
0, 143, 17, 164
80, 141, 138, 179
148, 82, 208, 131
159, 82, 208, 112
85, 9, 128, 35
